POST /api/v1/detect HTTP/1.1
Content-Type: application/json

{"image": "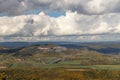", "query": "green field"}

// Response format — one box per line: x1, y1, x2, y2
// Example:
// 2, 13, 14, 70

9, 61, 120, 70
